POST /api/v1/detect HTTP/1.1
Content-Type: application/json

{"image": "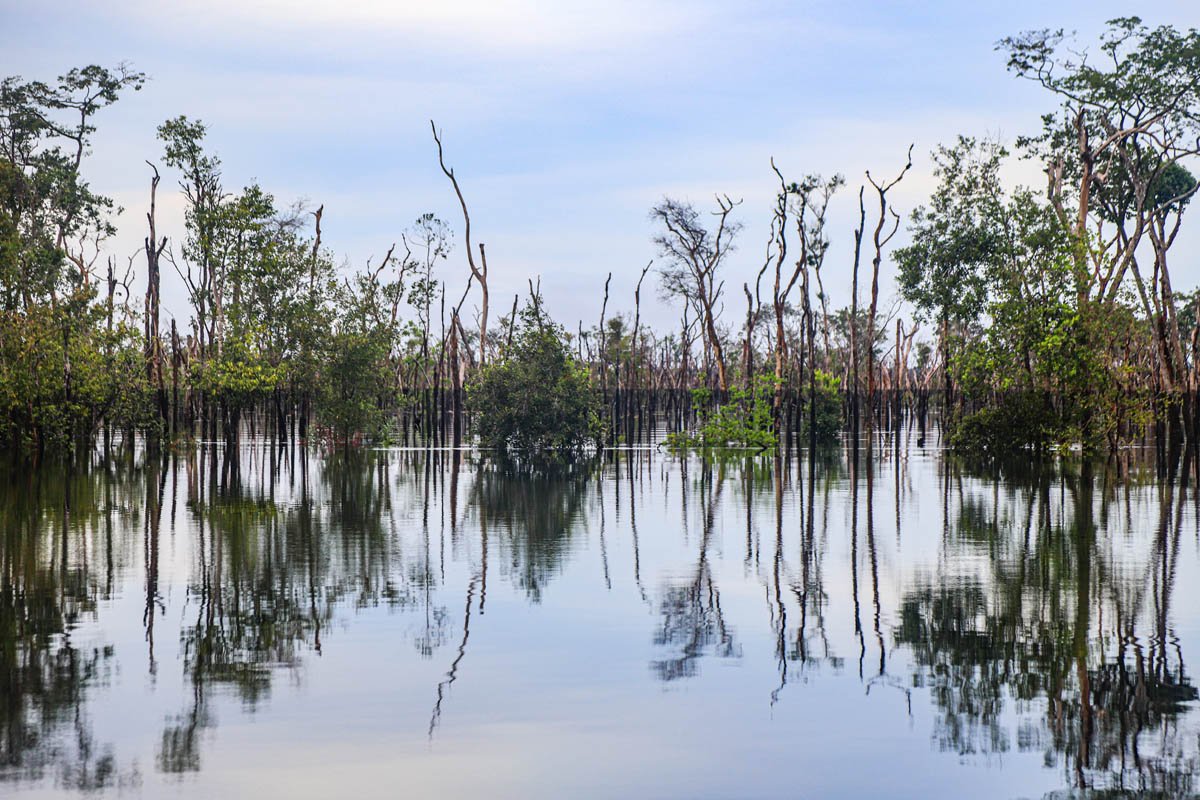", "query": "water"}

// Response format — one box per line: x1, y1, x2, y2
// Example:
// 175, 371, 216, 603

2, 441, 1198, 798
